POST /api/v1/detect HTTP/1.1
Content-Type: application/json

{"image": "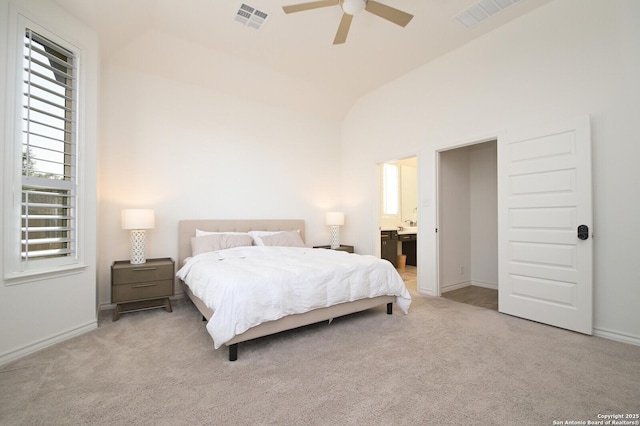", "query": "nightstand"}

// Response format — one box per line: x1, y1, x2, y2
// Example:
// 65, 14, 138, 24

111, 258, 175, 321
313, 244, 354, 253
